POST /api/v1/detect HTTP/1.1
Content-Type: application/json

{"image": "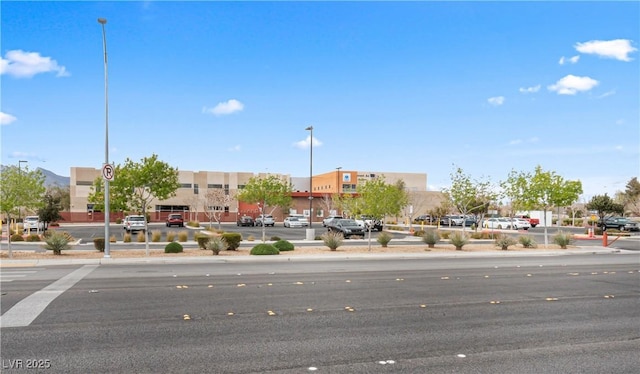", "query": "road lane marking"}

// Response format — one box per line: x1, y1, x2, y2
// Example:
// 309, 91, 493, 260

0, 265, 98, 328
